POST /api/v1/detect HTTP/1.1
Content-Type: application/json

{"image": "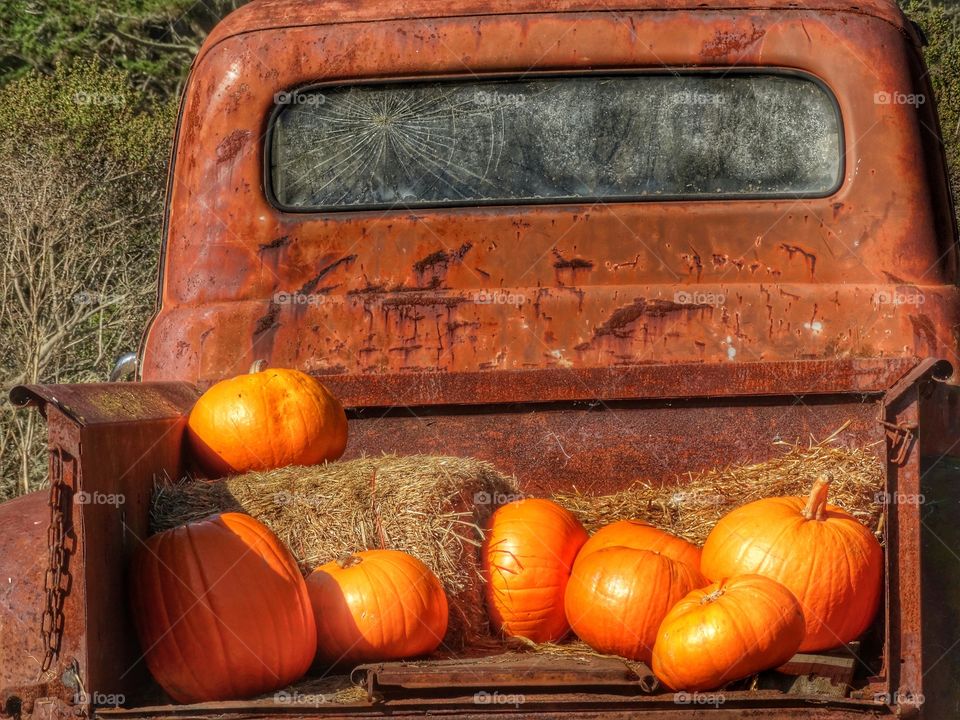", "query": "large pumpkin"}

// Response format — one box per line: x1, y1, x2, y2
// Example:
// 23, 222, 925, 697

186, 364, 347, 477
564, 547, 707, 663
129, 513, 316, 703
577, 519, 701, 571
701, 477, 883, 652
652, 574, 806, 690
307, 550, 449, 665
482, 498, 588, 642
